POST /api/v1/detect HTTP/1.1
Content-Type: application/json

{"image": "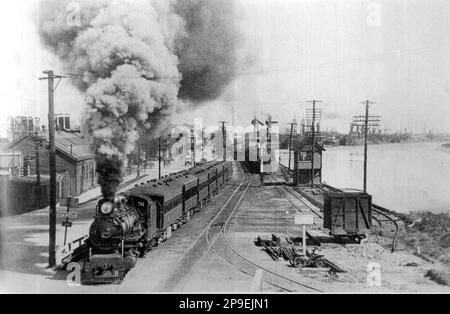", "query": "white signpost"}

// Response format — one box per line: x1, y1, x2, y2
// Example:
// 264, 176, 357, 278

59, 197, 80, 246
295, 214, 315, 256
56, 210, 78, 219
